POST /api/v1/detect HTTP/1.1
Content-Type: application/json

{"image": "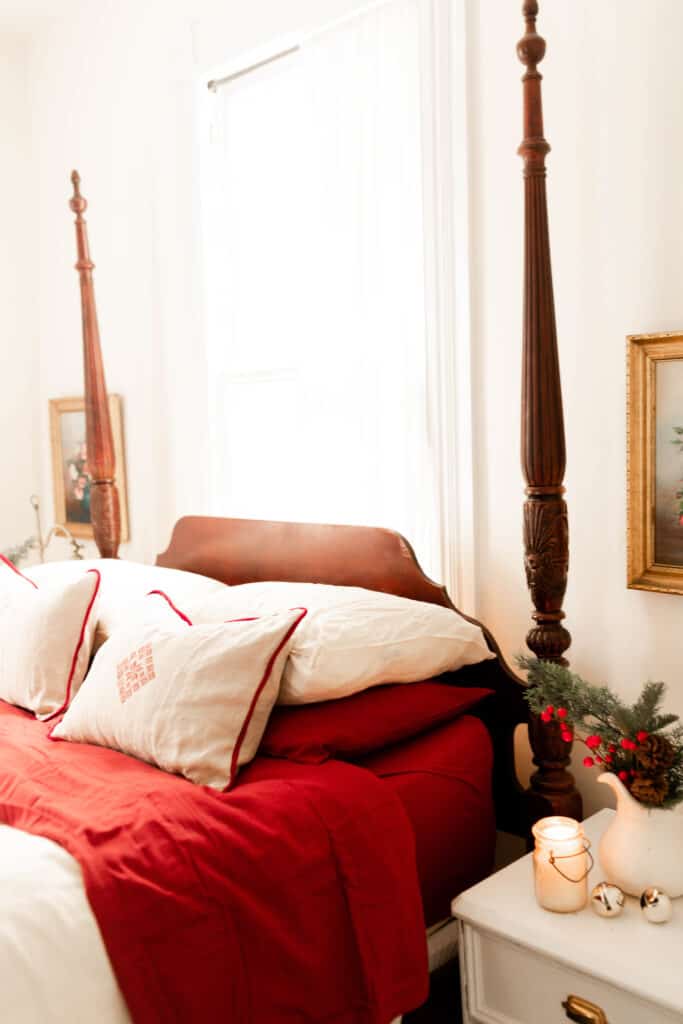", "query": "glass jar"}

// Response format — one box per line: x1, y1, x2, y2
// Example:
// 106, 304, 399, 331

532, 816, 591, 912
